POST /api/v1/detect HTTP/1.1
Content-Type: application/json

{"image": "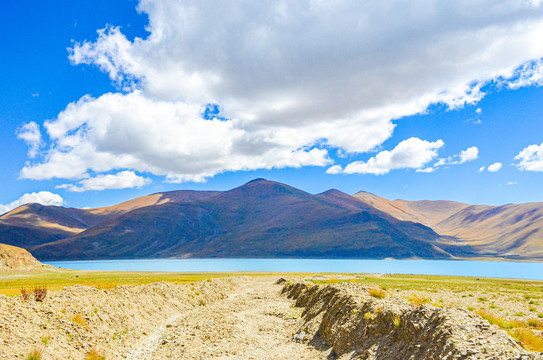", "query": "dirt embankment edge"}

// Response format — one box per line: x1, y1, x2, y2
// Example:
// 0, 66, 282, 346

281, 280, 543, 360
